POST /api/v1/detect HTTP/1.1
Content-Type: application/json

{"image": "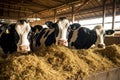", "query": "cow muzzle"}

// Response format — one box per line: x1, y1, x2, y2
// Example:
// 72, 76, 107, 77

19, 45, 30, 52
98, 44, 105, 48
58, 40, 67, 46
